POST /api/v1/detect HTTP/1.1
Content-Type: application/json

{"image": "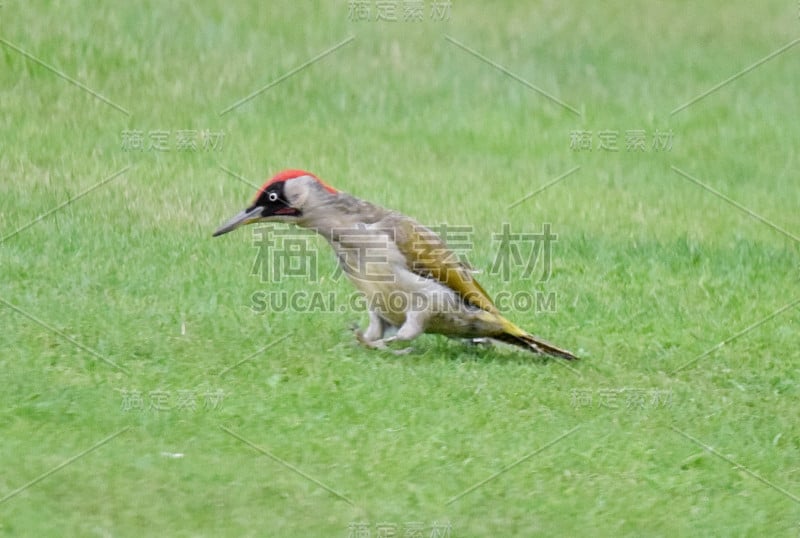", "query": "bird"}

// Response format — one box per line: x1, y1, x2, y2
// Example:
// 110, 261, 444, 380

213, 169, 578, 360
